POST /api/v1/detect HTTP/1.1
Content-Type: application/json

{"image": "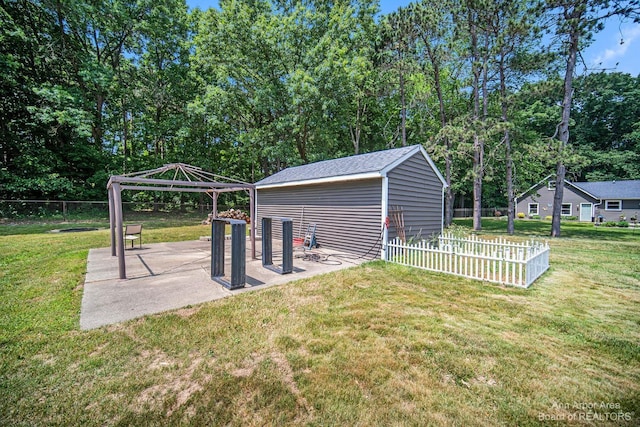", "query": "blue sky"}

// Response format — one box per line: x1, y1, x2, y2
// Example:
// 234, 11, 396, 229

187, 0, 640, 76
